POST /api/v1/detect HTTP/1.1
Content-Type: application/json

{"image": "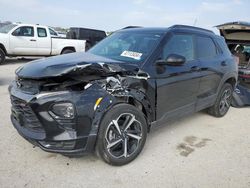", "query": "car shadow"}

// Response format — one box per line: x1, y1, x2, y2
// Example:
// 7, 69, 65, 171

0, 77, 13, 86
3, 58, 39, 65
149, 110, 209, 137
